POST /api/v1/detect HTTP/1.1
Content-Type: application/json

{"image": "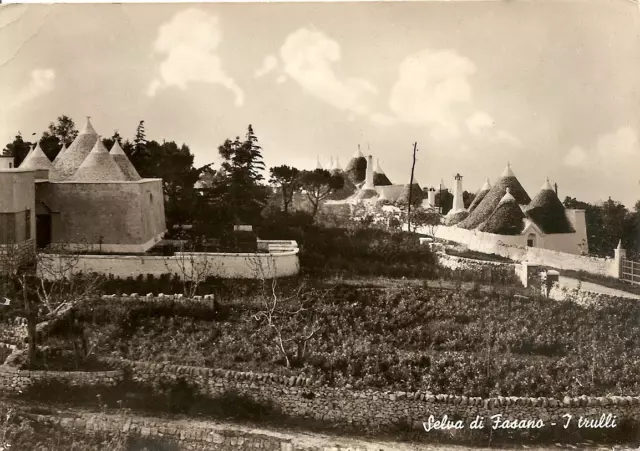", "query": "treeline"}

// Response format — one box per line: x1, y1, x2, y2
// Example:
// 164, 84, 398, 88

563, 196, 640, 258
